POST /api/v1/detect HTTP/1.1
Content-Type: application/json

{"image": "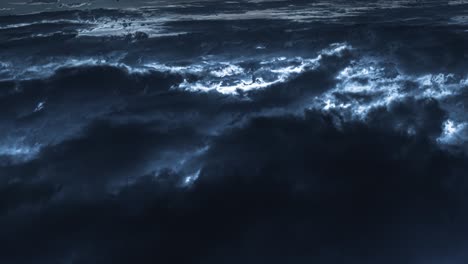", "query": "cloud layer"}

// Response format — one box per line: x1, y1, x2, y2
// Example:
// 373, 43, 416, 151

1, 1, 468, 263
